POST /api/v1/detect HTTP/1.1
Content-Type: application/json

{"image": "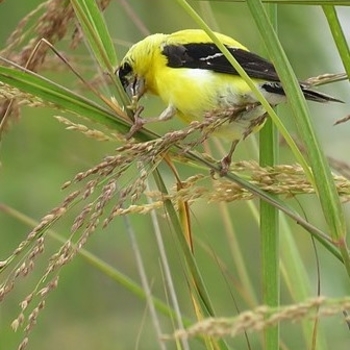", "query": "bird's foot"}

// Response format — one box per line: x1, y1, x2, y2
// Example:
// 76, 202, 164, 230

219, 154, 232, 176
216, 139, 239, 176
209, 155, 232, 178
125, 106, 145, 139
